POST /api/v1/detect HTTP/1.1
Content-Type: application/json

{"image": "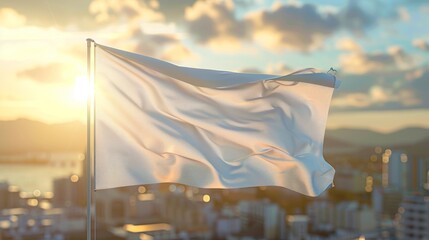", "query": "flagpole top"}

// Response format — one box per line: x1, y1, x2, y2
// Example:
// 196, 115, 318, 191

86, 38, 95, 46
